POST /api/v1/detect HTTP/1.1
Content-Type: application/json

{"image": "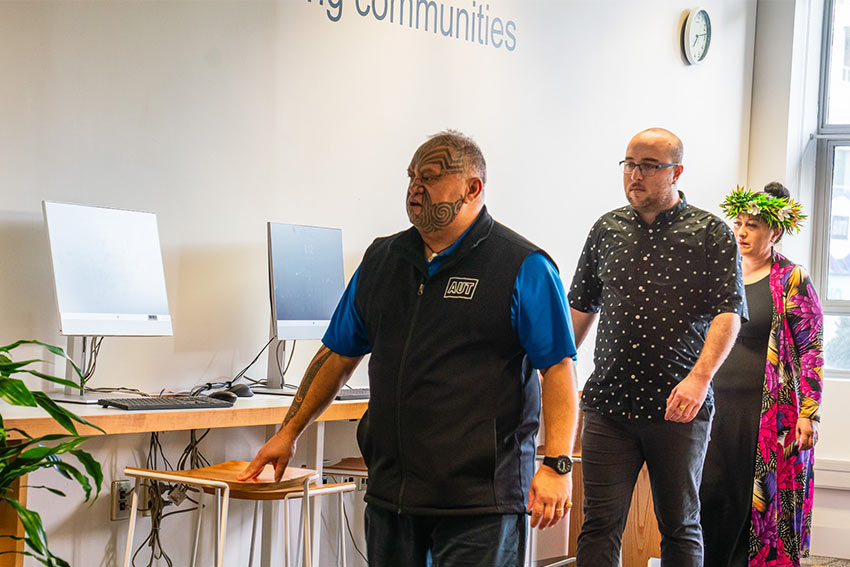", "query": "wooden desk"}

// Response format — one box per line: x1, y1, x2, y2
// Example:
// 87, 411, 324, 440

0, 396, 368, 567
